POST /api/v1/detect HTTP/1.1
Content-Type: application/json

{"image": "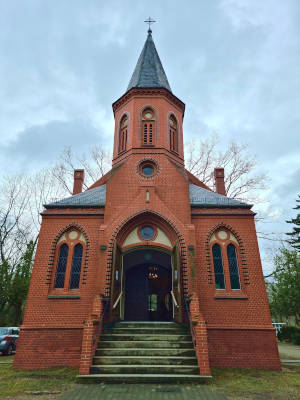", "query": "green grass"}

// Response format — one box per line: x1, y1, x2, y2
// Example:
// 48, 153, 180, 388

0, 363, 77, 397
1, 362, 300, 399
207, 366, 300, 399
